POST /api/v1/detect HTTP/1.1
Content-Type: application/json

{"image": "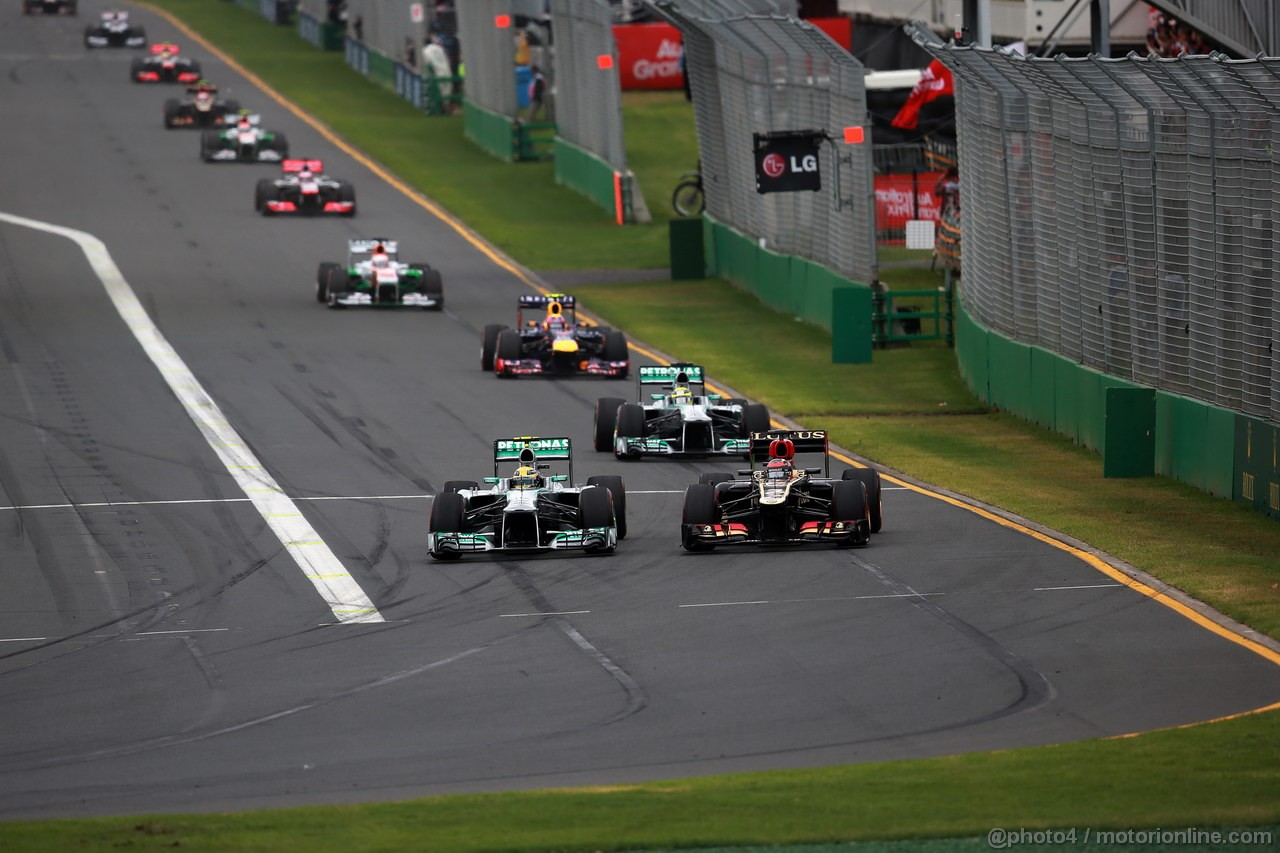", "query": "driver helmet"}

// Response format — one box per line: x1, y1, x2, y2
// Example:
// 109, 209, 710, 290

765, 457, 791, 480
509, 465, 543, 490
671, 385, 692, 403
